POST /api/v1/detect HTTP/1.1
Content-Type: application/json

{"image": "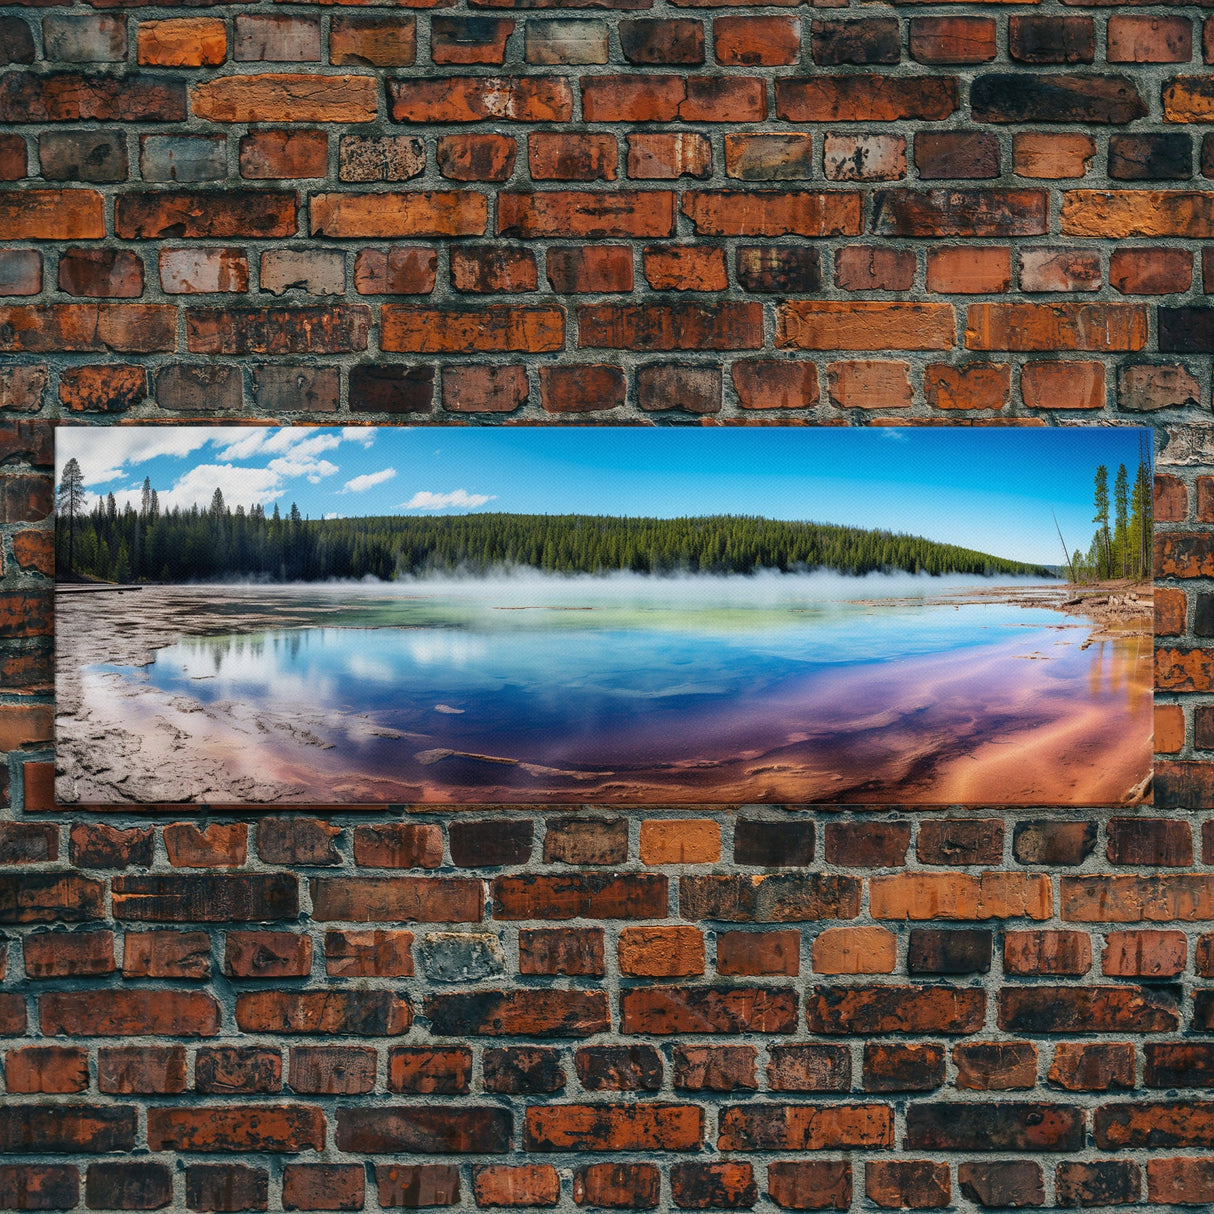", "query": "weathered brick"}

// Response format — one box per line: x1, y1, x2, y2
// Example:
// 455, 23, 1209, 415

194, 74, 375, 122
864, 1043, 946, 1094
330, 15, 416, 66
185, 1165, 268, 1213
313, 187, 484, 237
906, 1104, 1083, 1153
390, 76, 571, 123
874, 190, 1047, 238
909, 17, 995, 64
806, 986, 985, 1035
719, 1104, 891, 1152
431, 16, 512, 64
776, 76, 956, 122
529, 19, 609, 65
0, 72, 185, 123
138, 18, 226, 67
636, 364, 721, 414
866, 1161, 950, 1210
381, 304, 562, 353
